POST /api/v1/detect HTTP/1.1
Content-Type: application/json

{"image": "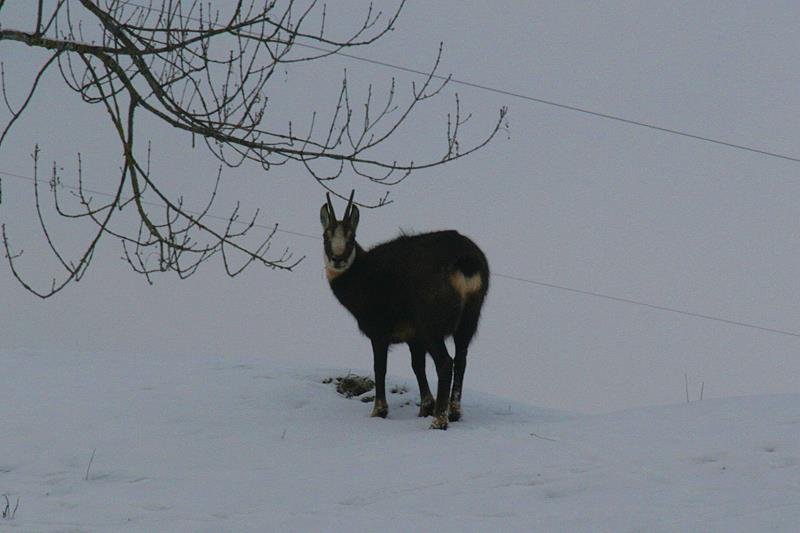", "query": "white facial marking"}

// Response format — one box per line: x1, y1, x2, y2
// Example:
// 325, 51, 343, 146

330, 226, 347, 256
